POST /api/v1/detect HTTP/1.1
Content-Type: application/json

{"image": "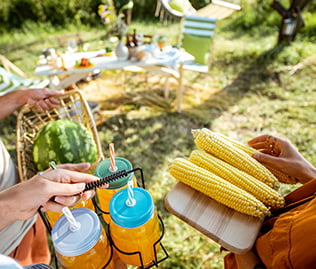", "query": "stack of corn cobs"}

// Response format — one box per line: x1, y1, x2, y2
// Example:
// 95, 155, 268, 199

169, 128, 295, 218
